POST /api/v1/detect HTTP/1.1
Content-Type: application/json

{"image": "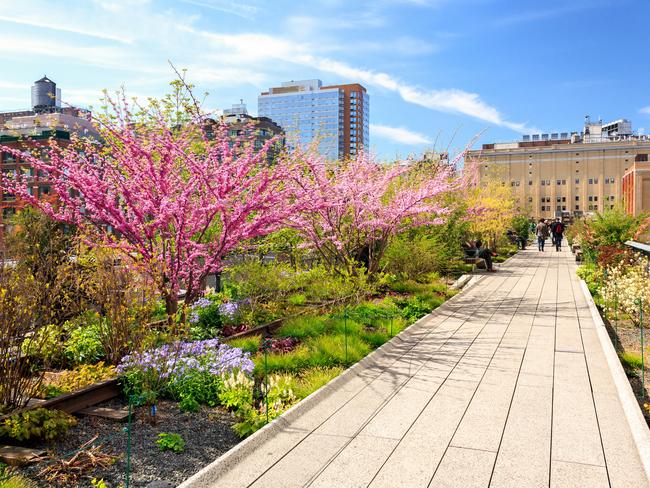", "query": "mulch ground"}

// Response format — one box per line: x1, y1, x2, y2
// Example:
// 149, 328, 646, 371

17, 399, 241, 487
